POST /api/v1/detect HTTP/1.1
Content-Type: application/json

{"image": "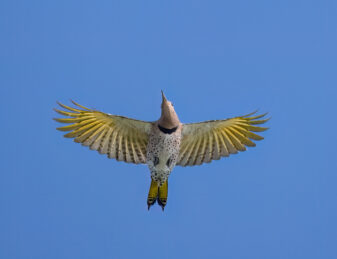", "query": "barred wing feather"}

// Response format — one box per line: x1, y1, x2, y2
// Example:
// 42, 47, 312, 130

177, 112, 269, 166
54, 101, 152, 164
